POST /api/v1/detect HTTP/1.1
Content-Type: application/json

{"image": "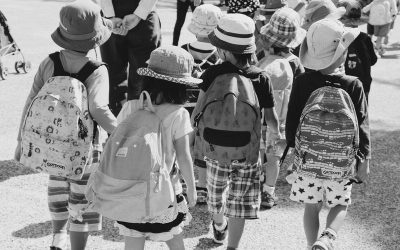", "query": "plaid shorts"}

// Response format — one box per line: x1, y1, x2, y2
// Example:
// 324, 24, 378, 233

205, 157, 261, 219
289, 174, 353, 208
